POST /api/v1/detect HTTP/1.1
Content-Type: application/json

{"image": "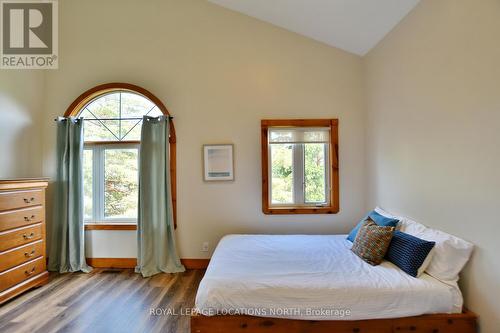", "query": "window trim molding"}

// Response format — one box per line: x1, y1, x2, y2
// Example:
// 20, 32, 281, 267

64, 82, 178, 228
84, 224, 137, 231
261, 119, 339, 215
